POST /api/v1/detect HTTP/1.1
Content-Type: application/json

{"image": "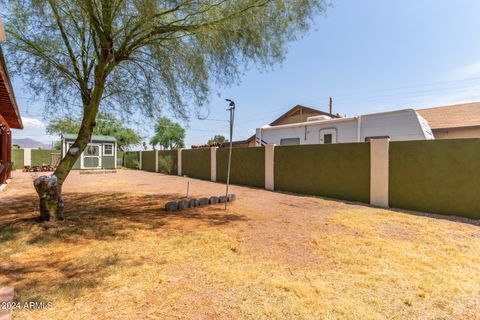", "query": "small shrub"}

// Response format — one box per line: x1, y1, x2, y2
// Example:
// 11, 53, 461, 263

159, 156, 175, 174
